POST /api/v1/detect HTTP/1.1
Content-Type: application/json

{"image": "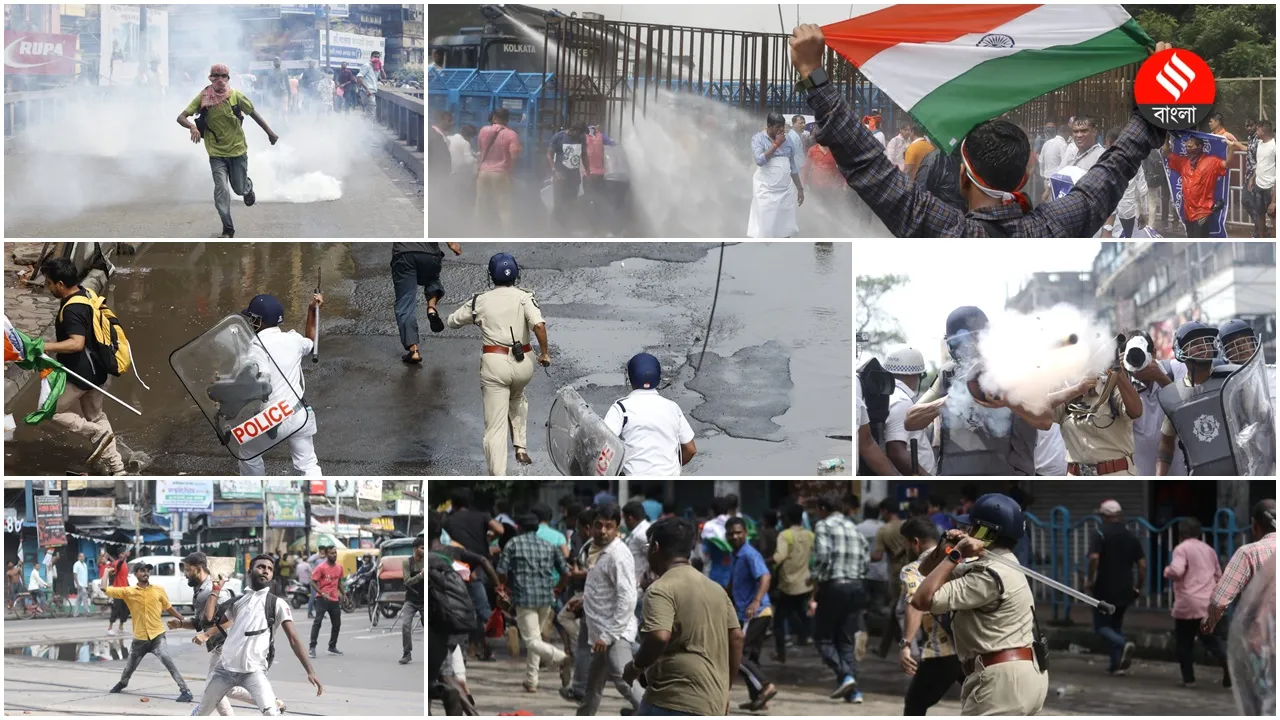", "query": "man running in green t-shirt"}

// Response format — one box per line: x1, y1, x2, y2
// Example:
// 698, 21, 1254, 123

176, 63, 280, 238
